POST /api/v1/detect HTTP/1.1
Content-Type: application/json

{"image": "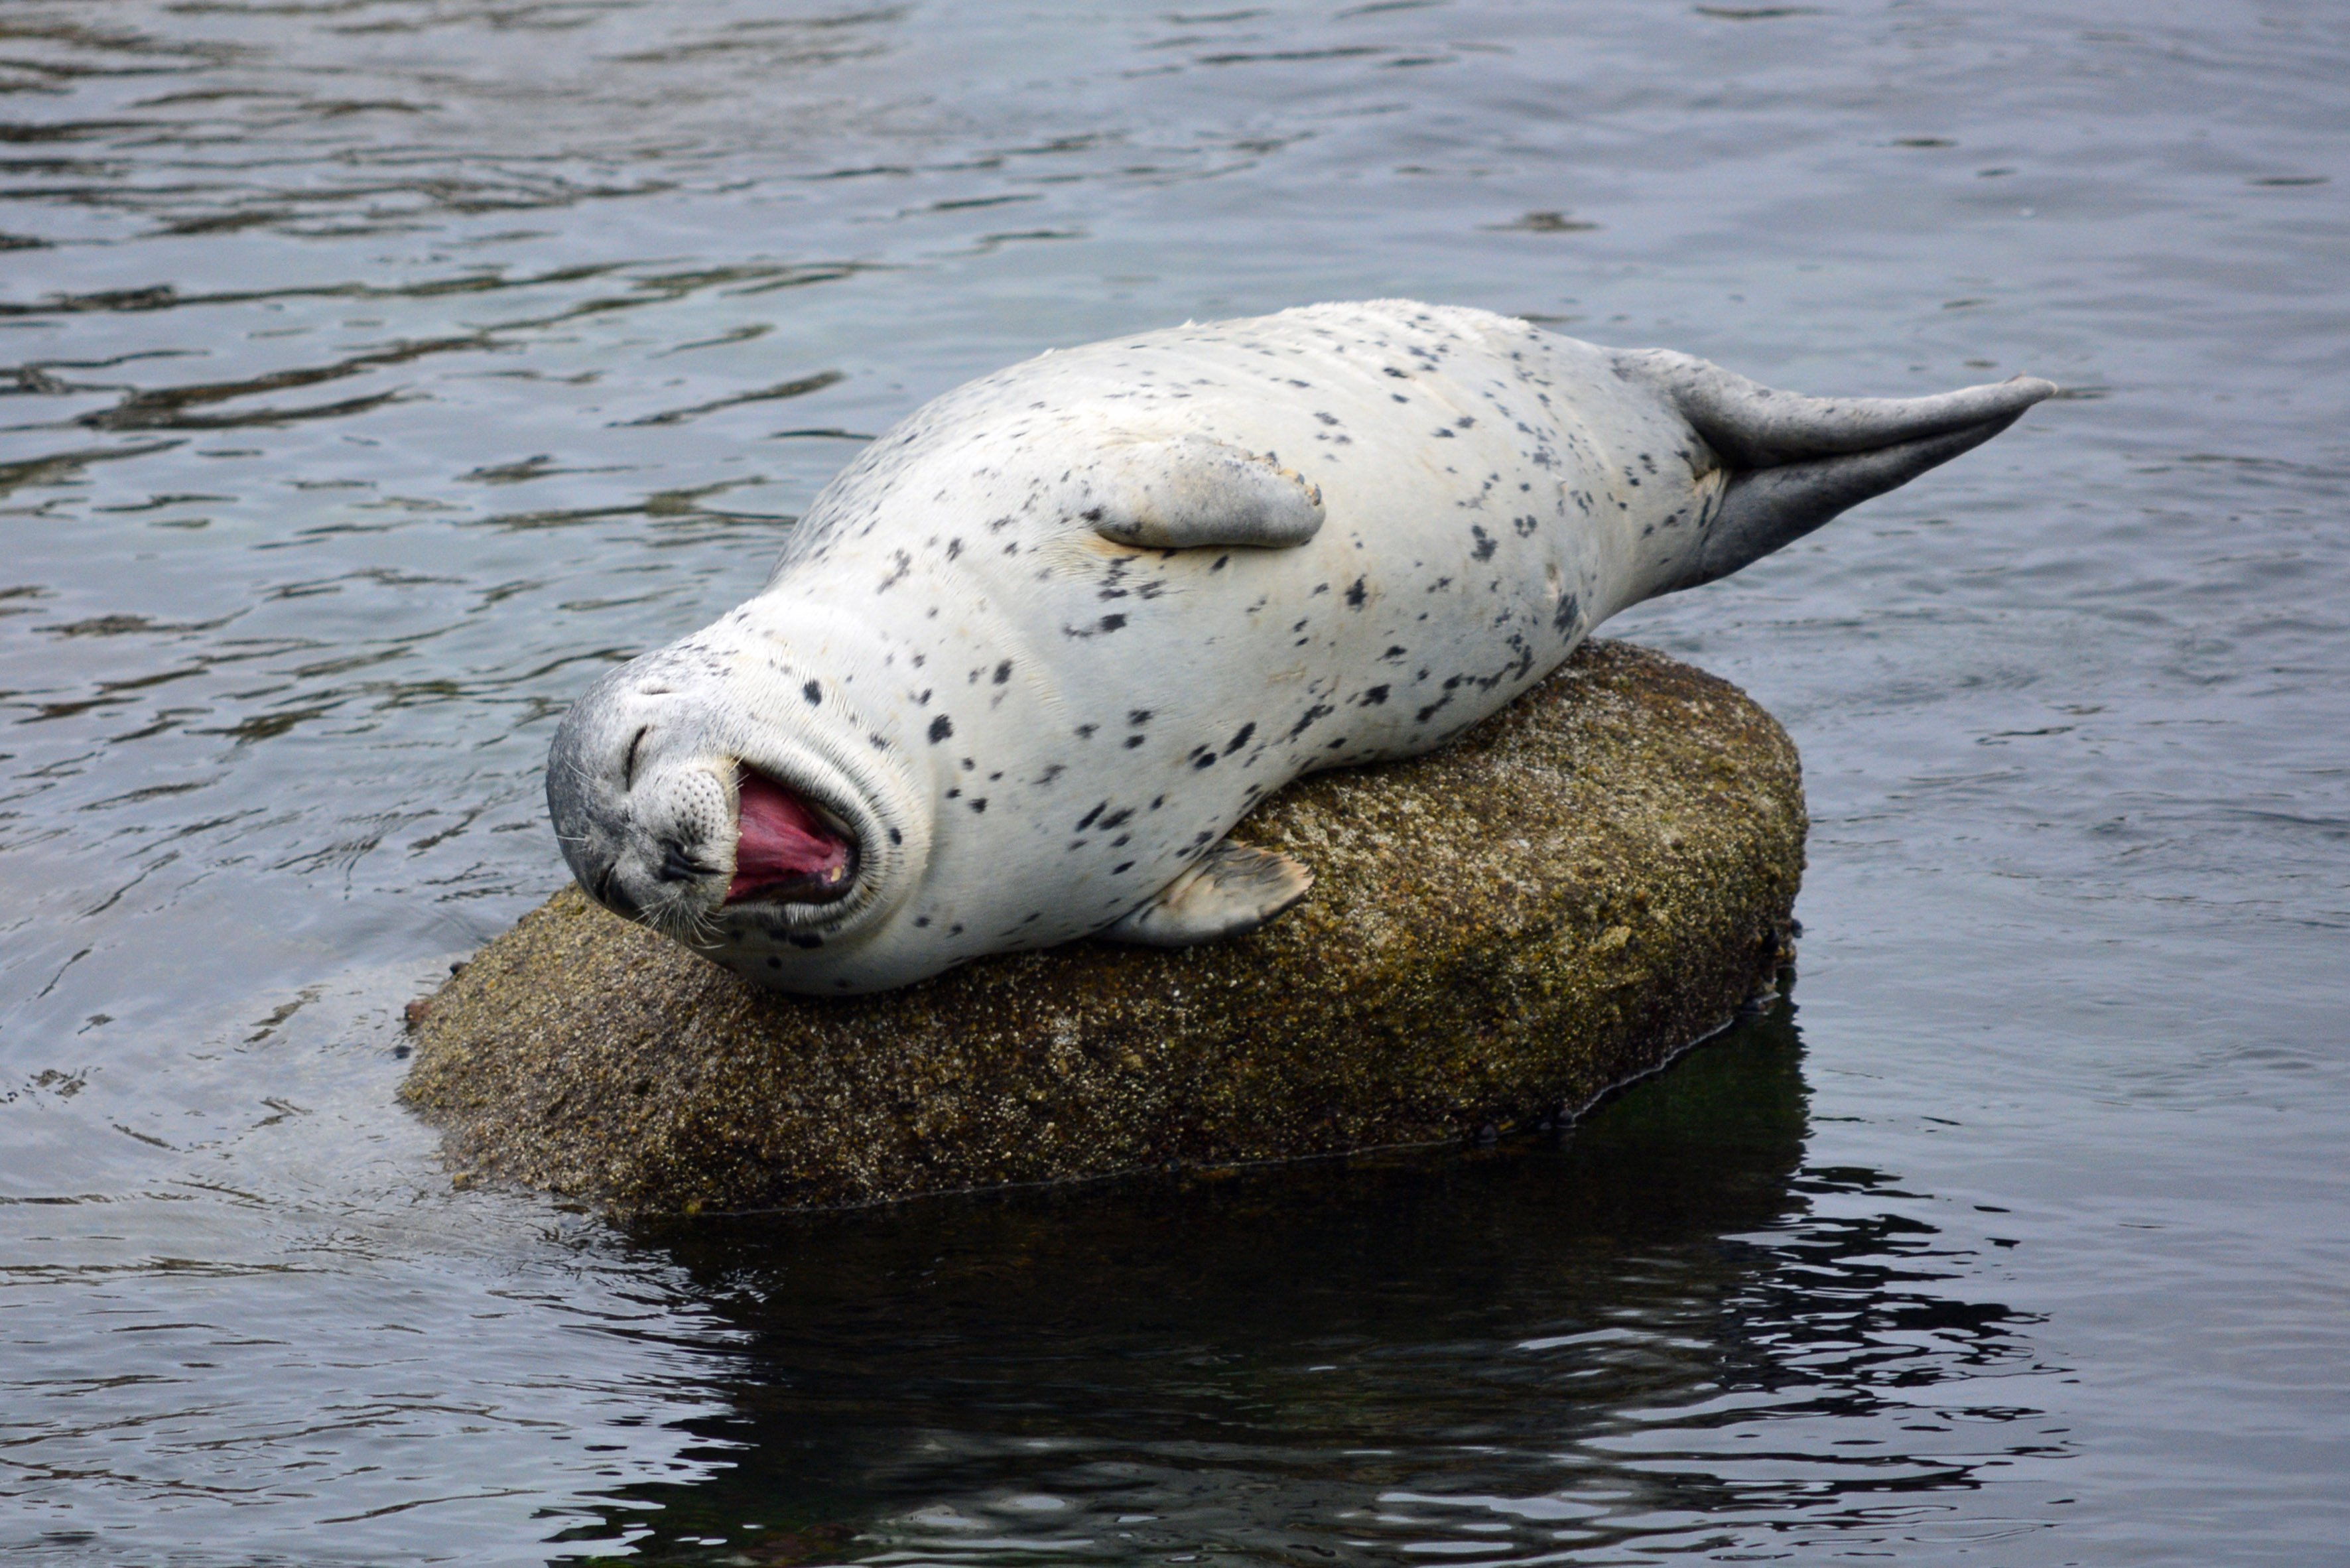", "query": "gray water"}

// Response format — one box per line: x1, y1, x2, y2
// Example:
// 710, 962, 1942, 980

1, 1, 2343, 1562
